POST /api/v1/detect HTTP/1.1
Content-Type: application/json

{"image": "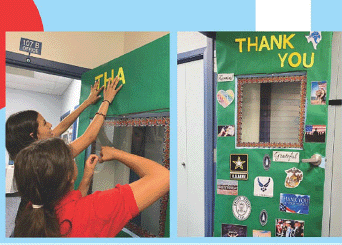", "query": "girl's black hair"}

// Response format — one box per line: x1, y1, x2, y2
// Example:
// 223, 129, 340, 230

14, 138, 74, 237
6, 110, 39, 160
